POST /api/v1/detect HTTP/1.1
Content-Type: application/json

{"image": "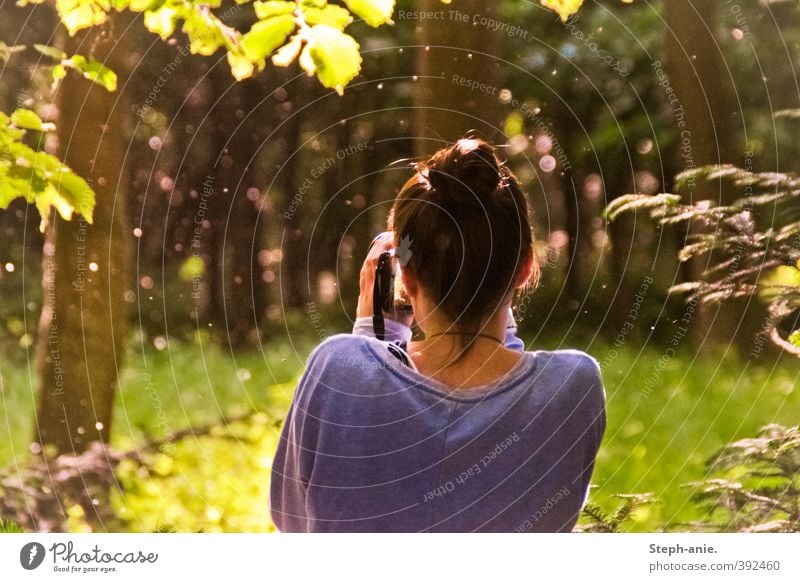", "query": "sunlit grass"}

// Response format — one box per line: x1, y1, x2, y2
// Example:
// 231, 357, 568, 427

583, 344, 799, 531
1, 335, 797, 532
